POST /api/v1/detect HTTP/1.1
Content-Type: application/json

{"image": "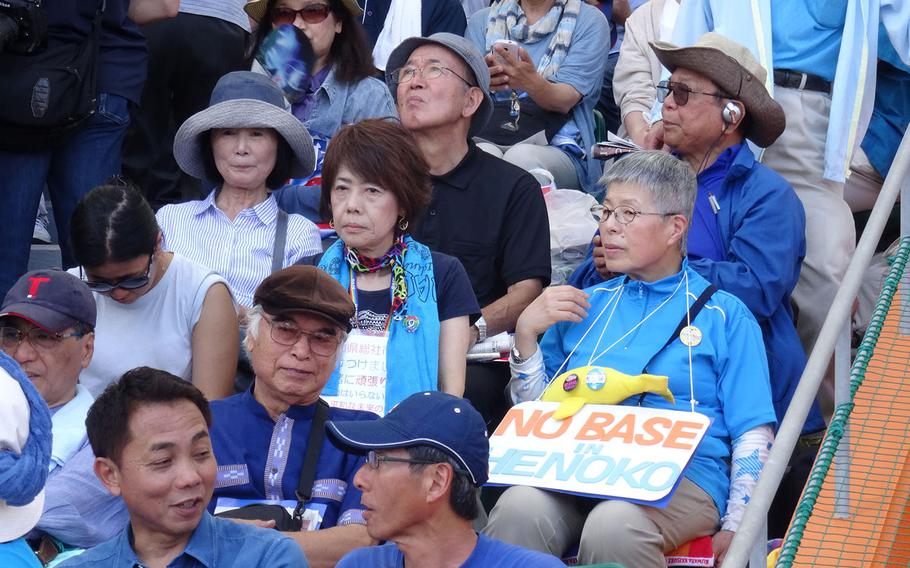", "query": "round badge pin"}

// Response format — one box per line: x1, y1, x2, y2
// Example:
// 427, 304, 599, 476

586, 368, 606, 391
679, 325, 702, 347
403, 315, 420, 333
563, 373, 579, 392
